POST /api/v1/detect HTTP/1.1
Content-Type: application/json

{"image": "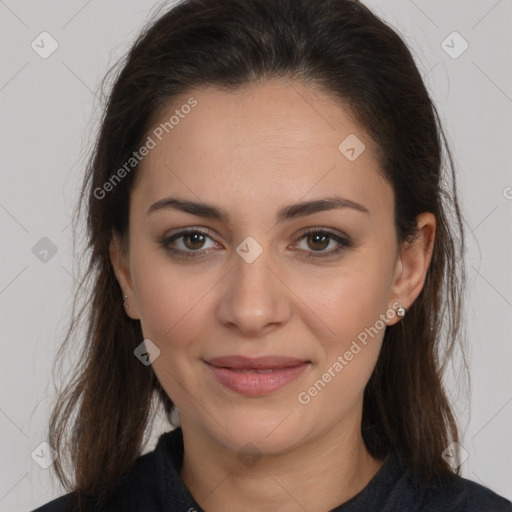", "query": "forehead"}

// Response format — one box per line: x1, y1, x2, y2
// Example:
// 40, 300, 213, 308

147, 79, 367, 154
132, 79, 391, 218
